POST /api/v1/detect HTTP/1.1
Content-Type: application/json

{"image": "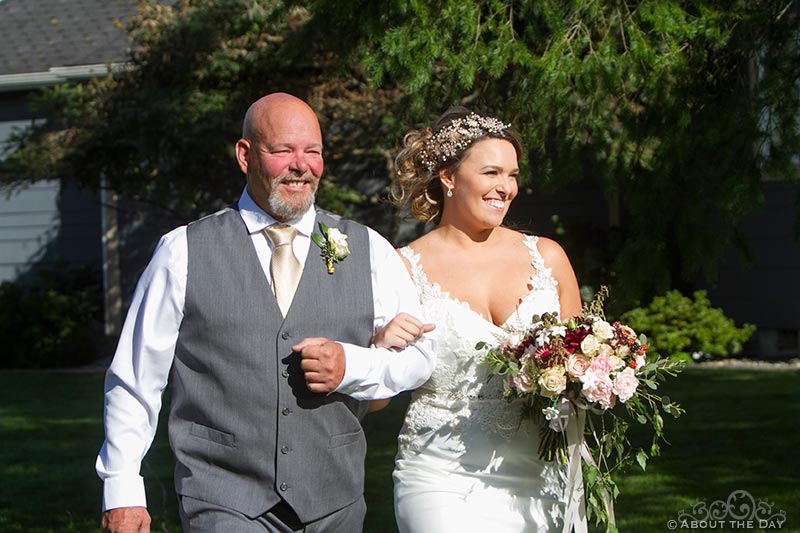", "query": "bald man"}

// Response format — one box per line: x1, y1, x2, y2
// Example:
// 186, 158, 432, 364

96, 93, 435, 532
